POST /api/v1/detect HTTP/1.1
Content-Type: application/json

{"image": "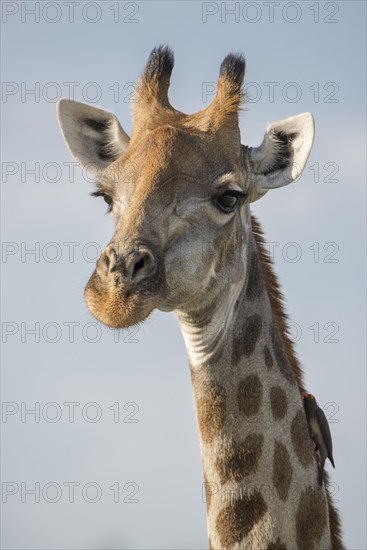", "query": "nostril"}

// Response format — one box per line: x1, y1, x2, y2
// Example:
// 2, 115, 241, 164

102, 246, 117, 273
127, 248, 156, 282
133, 257, 145, 275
